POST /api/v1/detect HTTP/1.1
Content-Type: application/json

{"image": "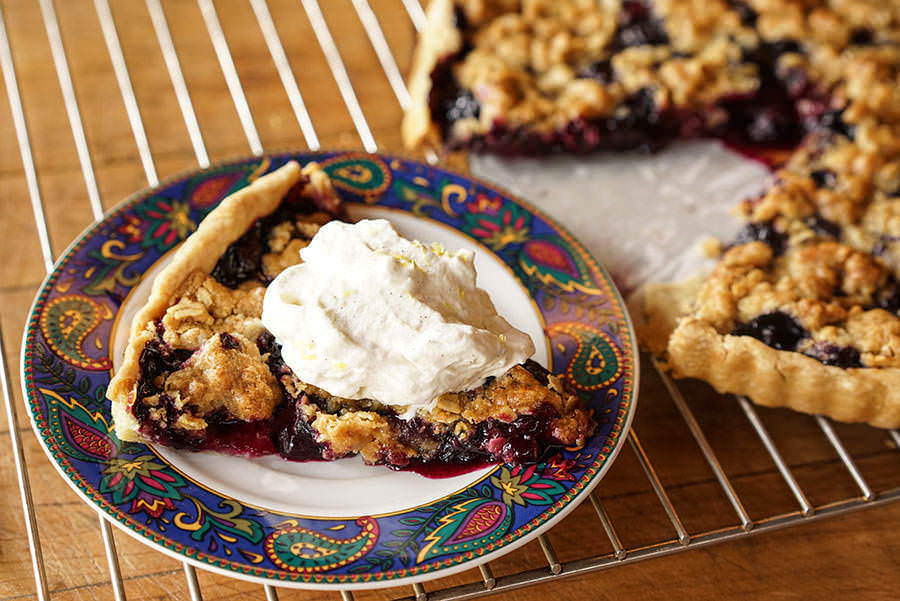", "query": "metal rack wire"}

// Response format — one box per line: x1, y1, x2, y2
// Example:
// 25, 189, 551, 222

0, 1, 898, 600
